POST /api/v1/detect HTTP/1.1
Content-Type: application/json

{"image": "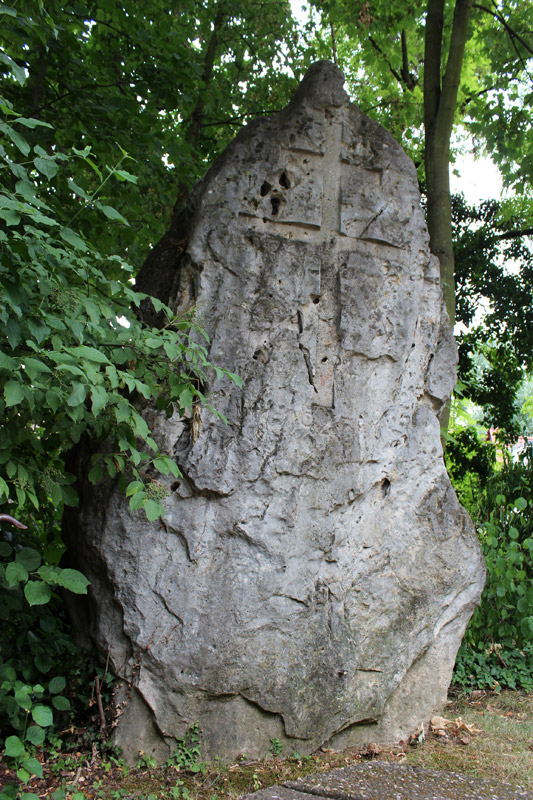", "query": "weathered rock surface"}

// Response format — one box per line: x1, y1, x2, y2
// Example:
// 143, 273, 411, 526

65, 61, 485, 763
241, 762, 533, 800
